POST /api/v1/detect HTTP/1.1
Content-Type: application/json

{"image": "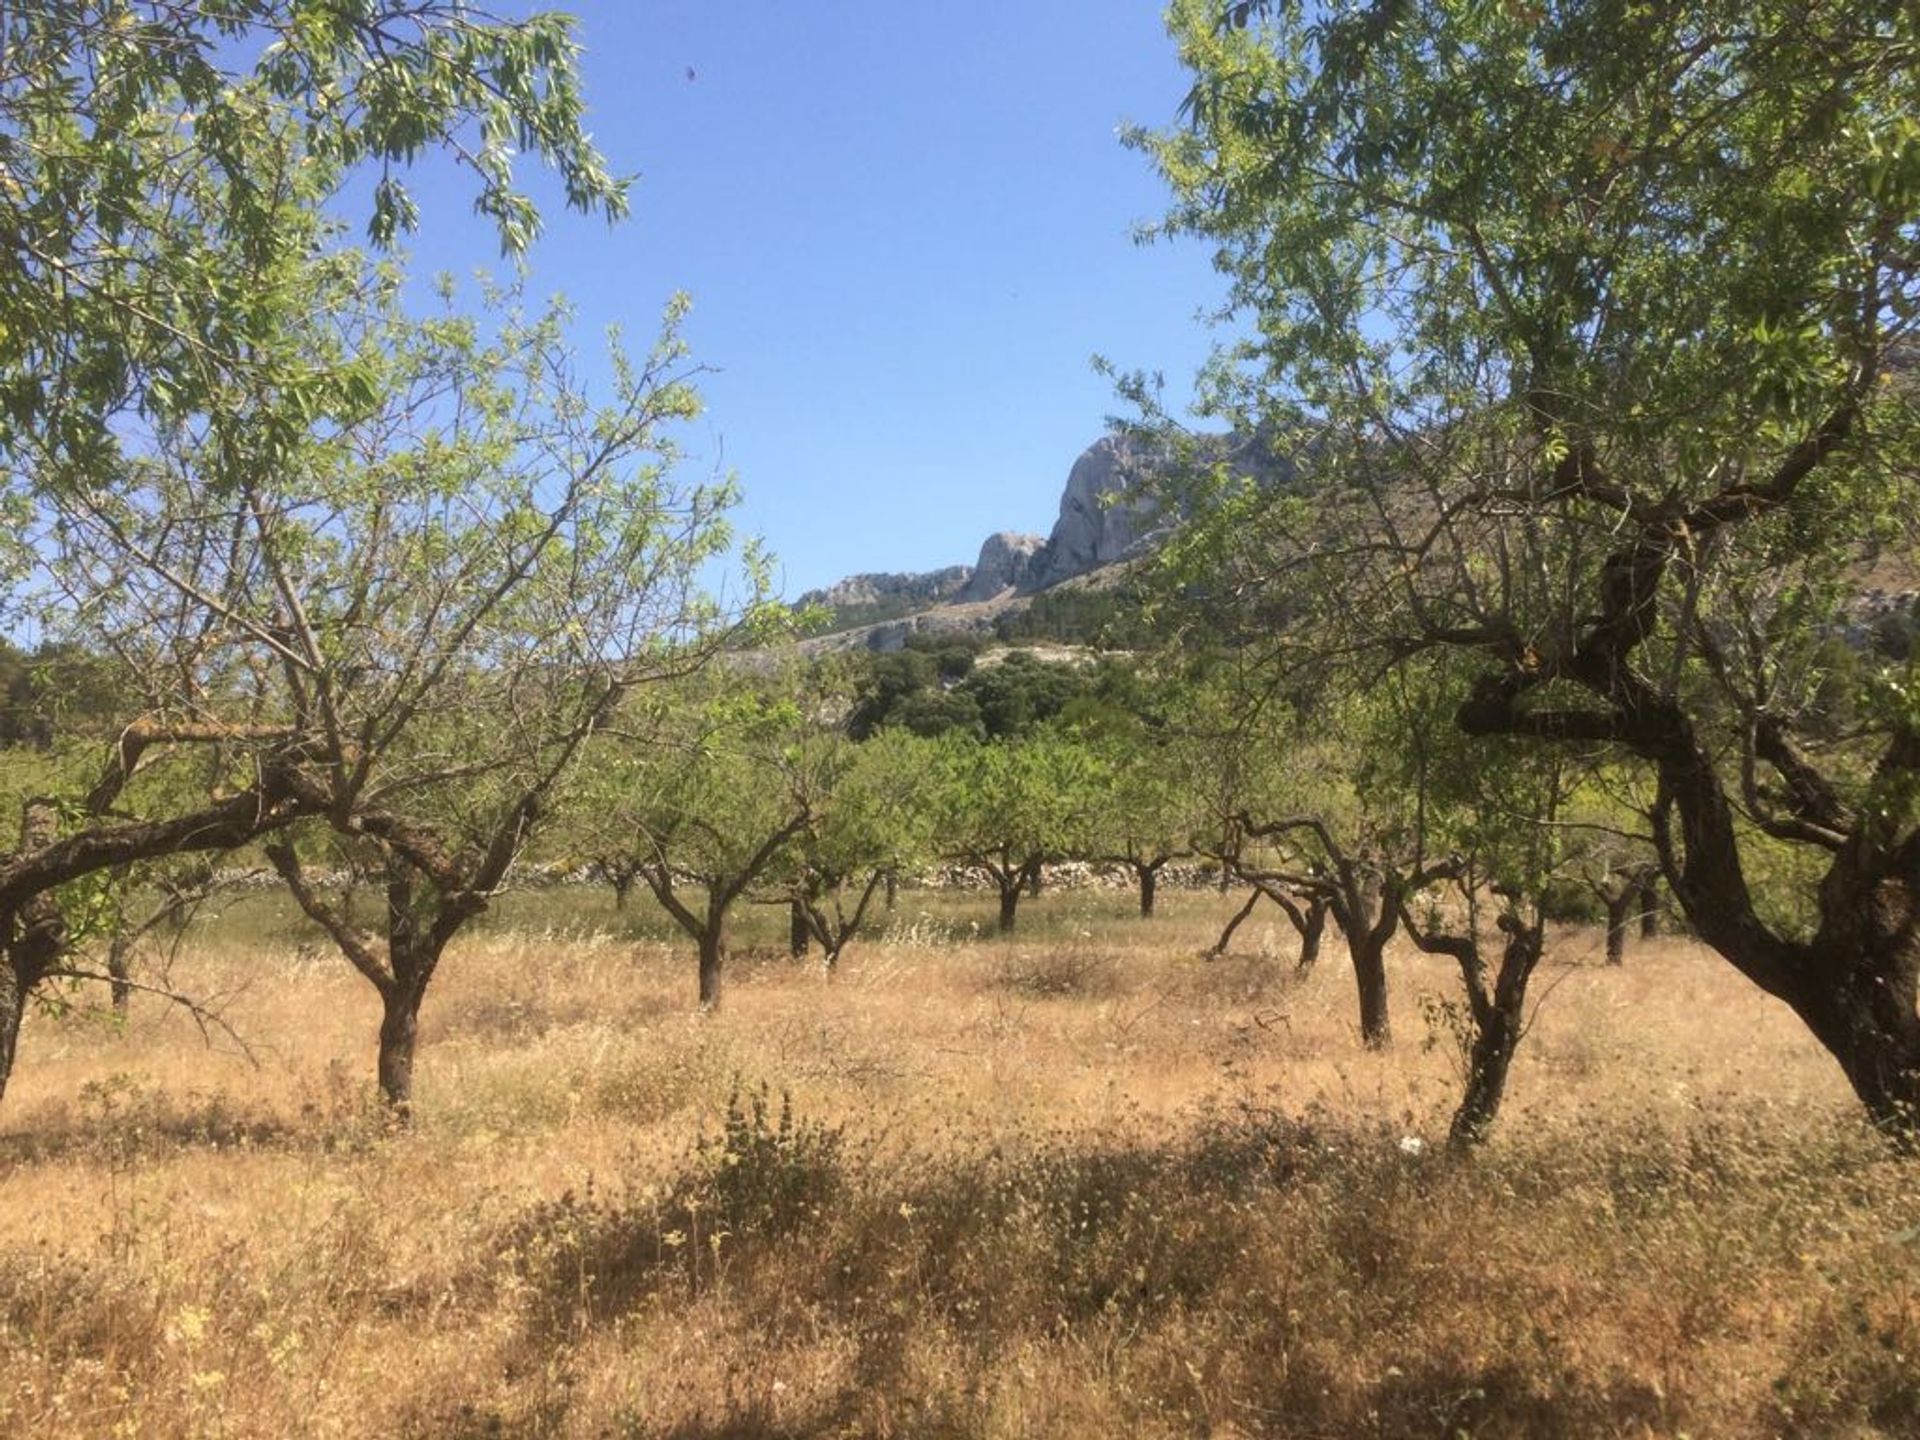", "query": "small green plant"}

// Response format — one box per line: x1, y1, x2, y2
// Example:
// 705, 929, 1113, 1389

499, 1081, 847, 1331
693, 1081, 846, 1238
